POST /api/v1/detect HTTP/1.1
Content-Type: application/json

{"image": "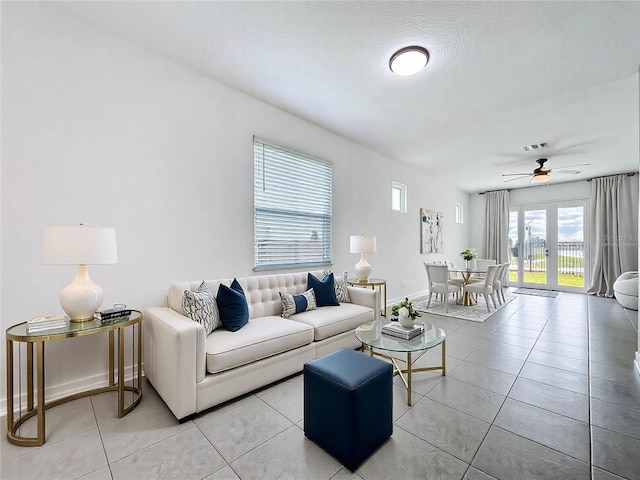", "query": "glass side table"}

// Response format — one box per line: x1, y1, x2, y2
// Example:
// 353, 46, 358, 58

355, 319, 446, 405
347, 277, 387, 317
5, 311, 143, 446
